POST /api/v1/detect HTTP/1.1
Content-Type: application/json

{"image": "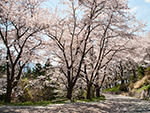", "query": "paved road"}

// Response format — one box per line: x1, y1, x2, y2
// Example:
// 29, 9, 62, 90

0, 94, 150, 113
